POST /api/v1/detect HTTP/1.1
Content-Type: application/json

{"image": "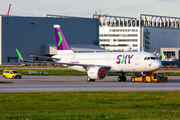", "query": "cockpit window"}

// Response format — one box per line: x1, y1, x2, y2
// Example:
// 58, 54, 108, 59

151, 57, 156, 60
144, 57, 157, 60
